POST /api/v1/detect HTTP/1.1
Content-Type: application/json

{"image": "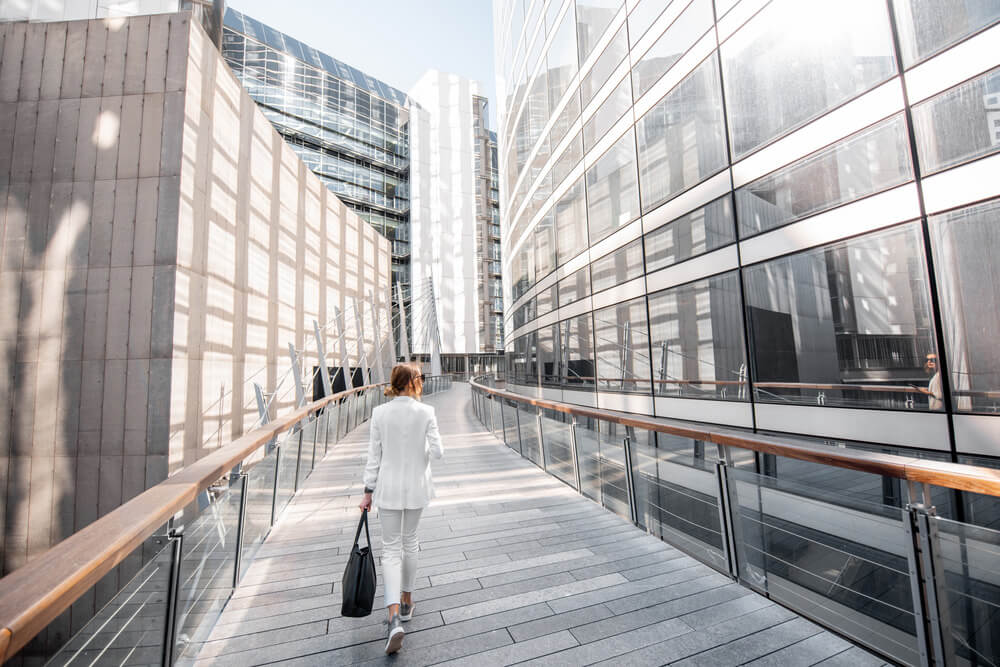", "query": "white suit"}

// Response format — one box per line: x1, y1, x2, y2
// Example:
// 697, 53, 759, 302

362, 396, 444, 510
